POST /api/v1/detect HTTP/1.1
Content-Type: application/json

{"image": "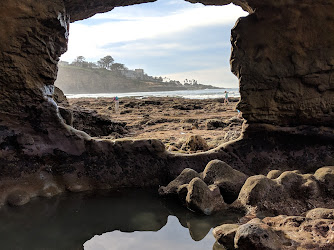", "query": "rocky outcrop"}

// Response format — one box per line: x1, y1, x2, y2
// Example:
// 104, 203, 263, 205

158, 168, 200, 197
236, 167, 334, 215
231, 1, 334, 127
71, 108, 127, 137
214, 209, 334, 249
161, 163, 334, 218
0, 0, 333, 207
203, 159, 248, 203
159, 160, 246, 214
181, 135, 209, 152
53, 87, 128, 137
